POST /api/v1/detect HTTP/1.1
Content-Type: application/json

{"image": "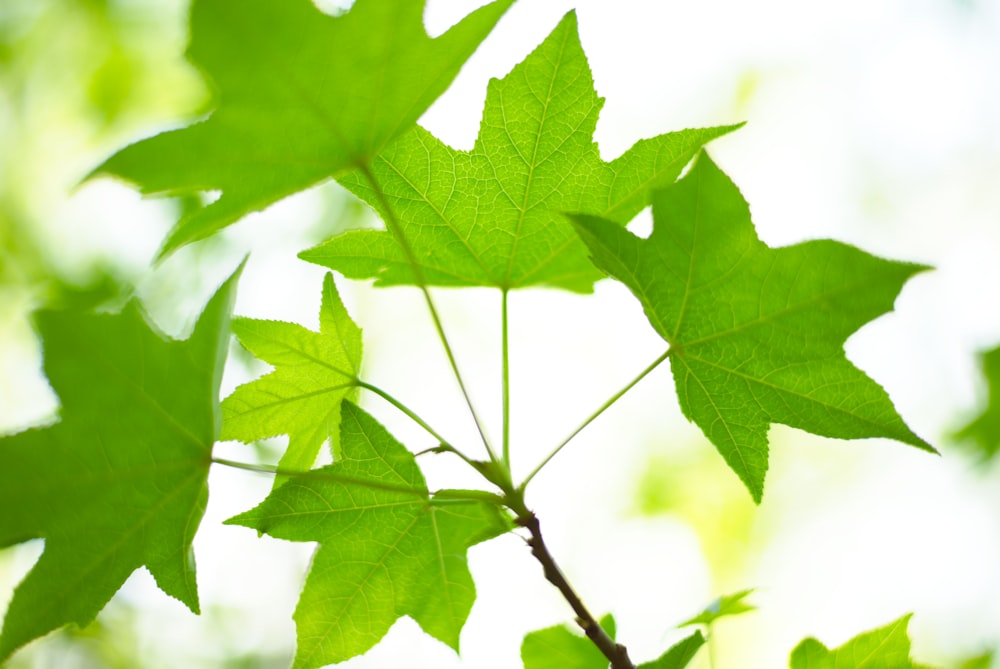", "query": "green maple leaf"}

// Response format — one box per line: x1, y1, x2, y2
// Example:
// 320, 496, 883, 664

954, 345, 1000, 461
639, 632, 706, 669
790, 615, 931, 669
0, 267, 241, 661
221, 273, 361, 480
679, 589, 756, 627
521, 616, 704, 669
92, 0, 514, 257
521, 615, 616, 669
301, 11, 740, 293
226, 401, 510, 668
569, 152, 934, 501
